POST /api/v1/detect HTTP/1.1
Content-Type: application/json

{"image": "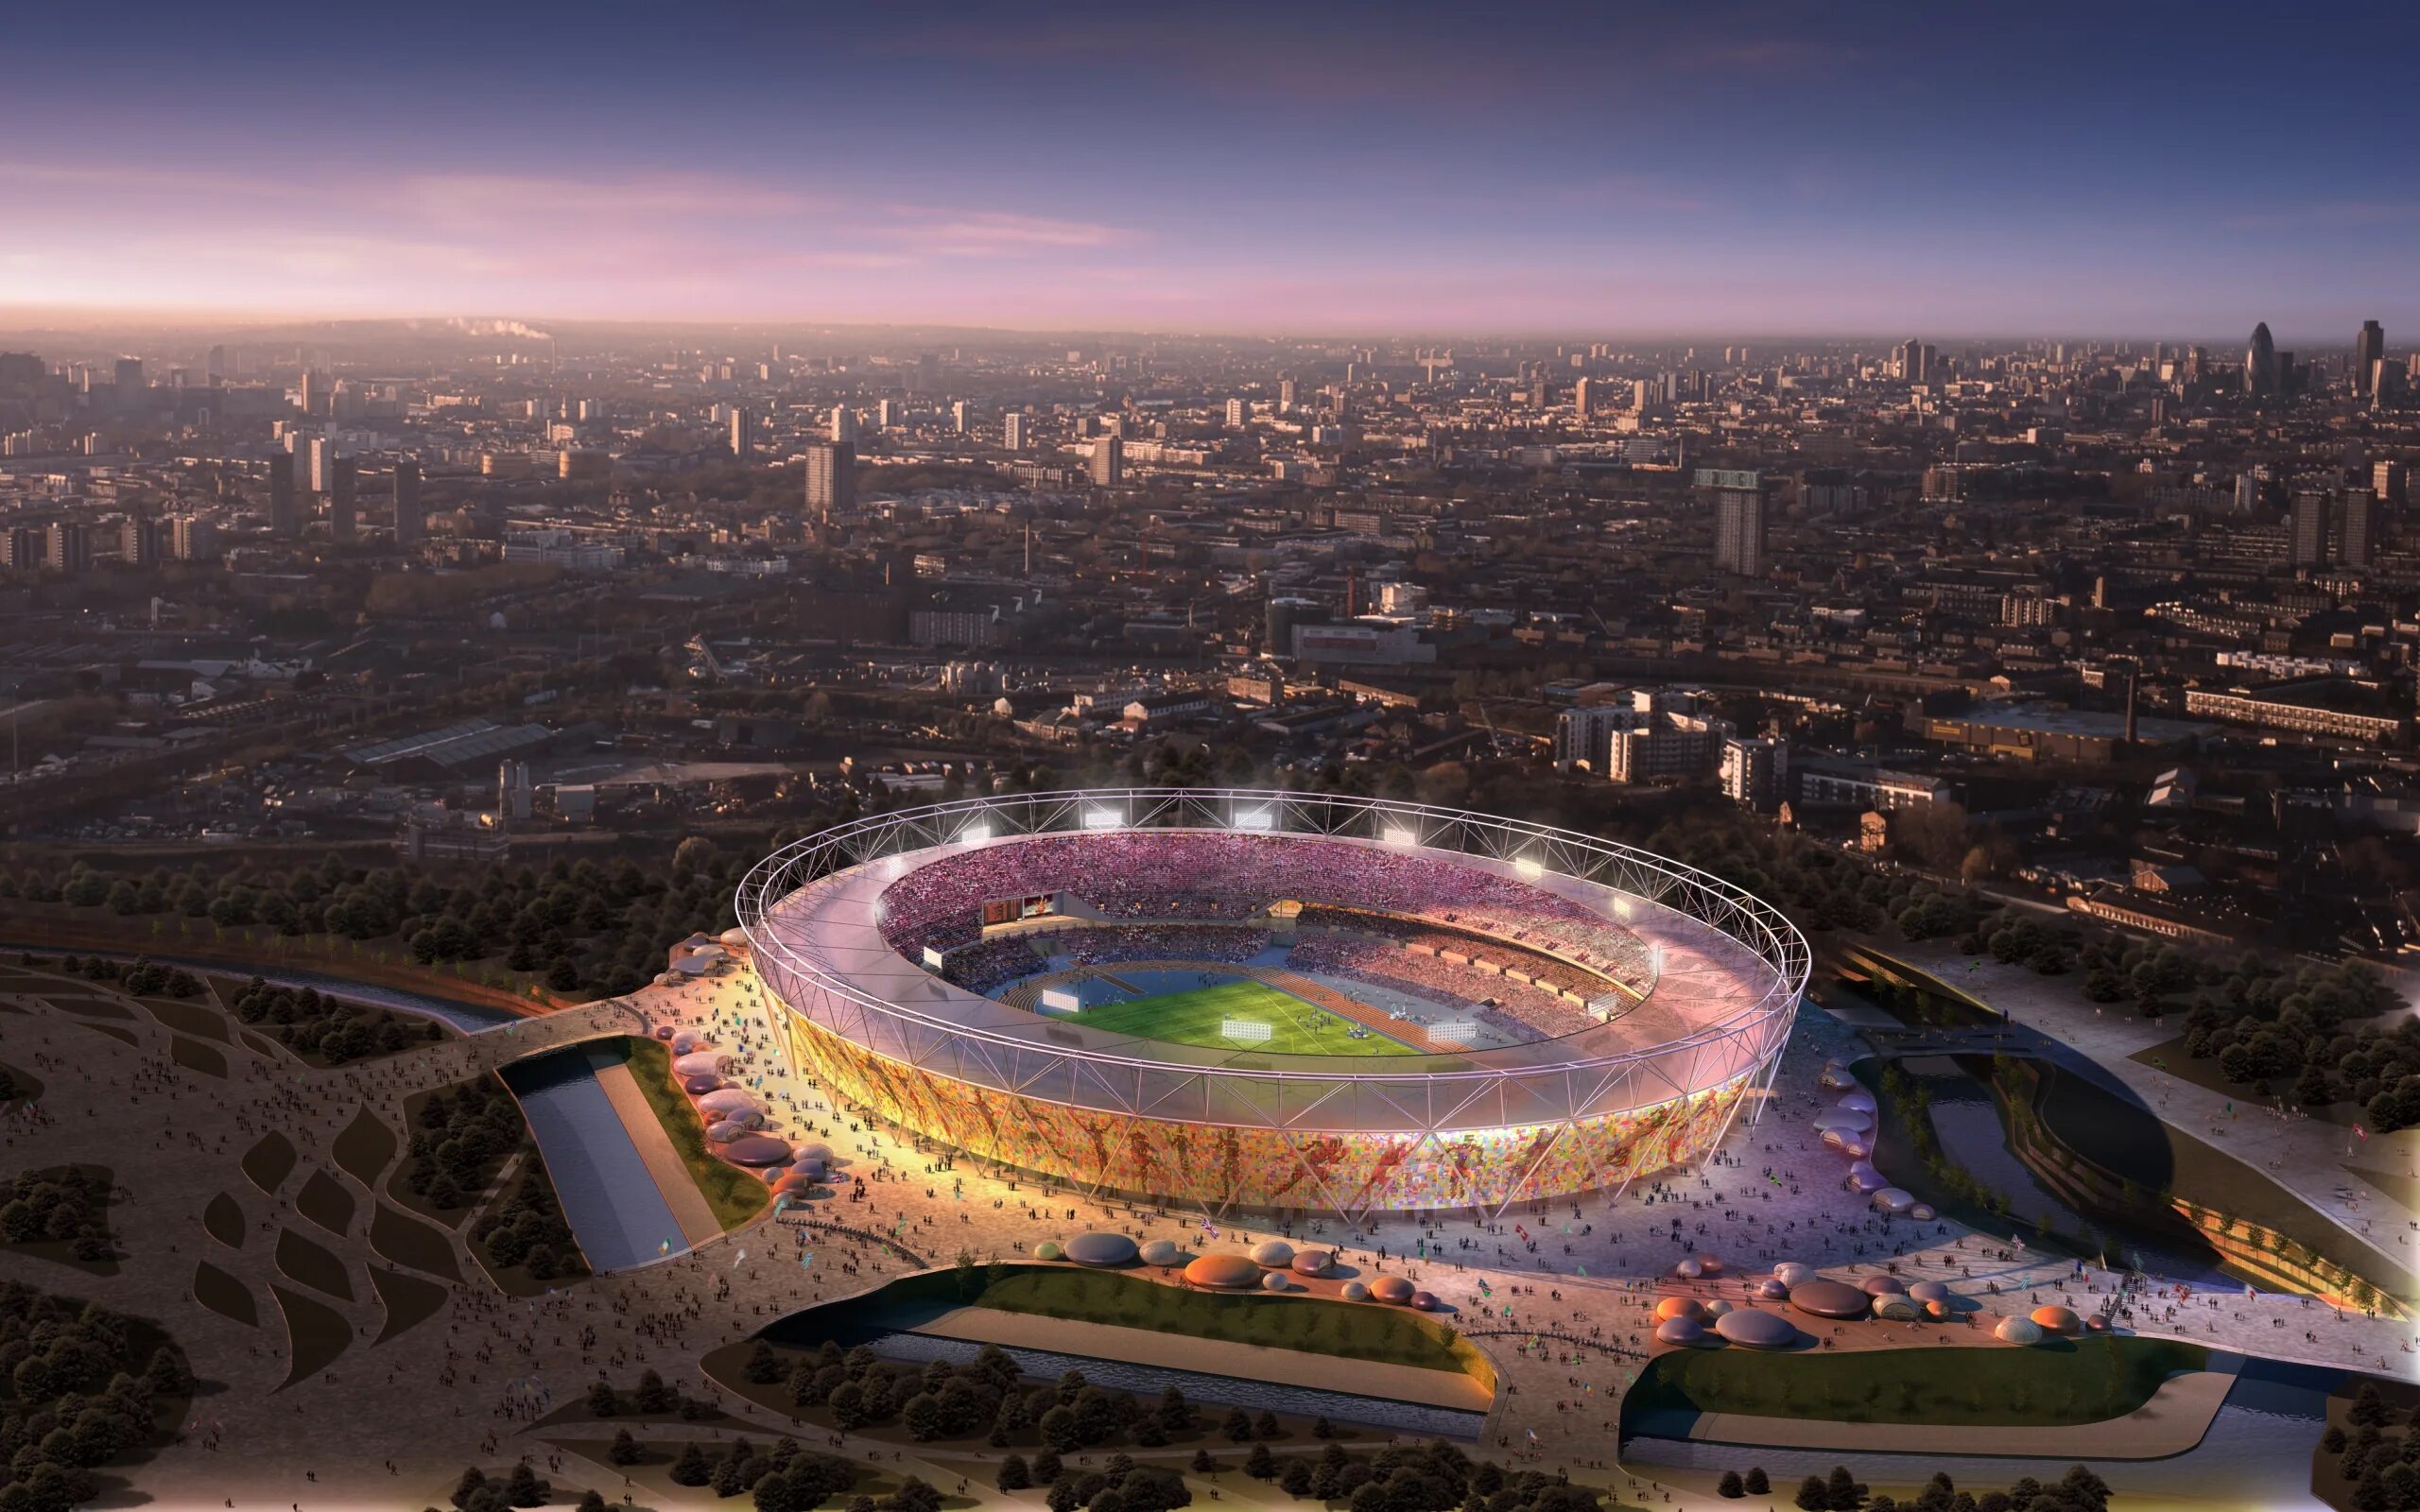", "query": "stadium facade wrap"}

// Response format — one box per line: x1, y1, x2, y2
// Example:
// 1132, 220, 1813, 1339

738, 790, 1806, 1220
